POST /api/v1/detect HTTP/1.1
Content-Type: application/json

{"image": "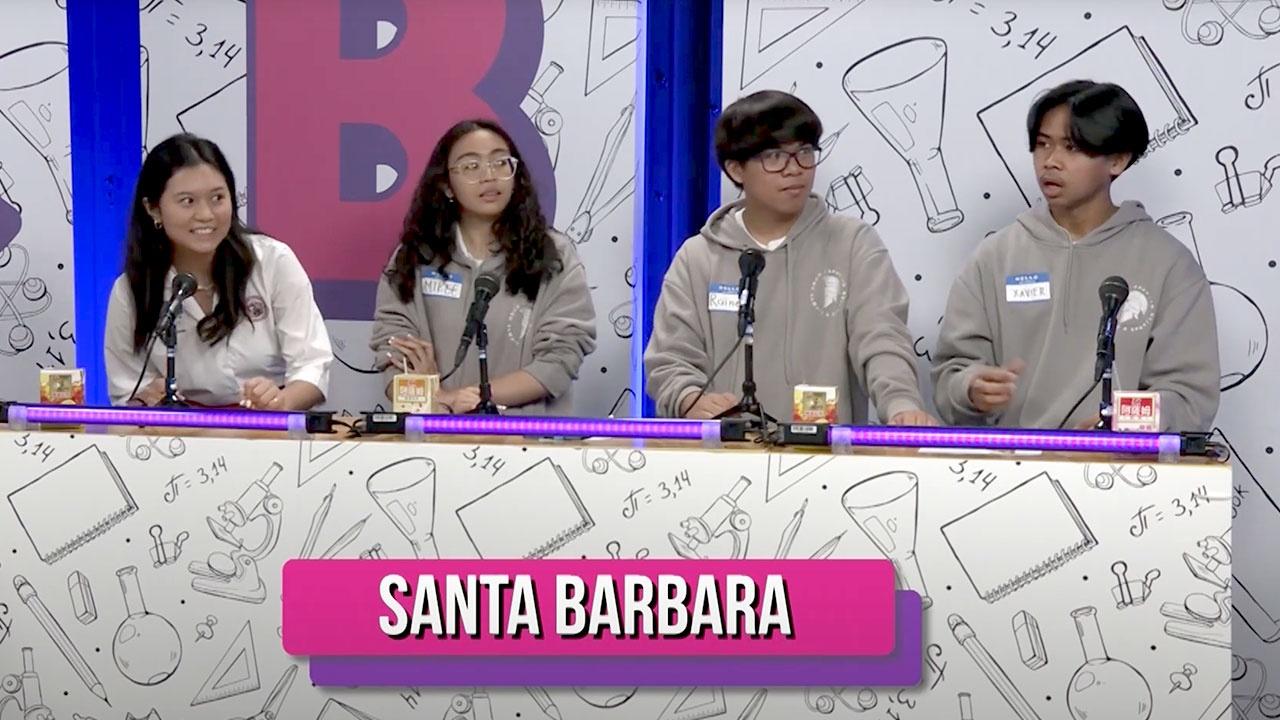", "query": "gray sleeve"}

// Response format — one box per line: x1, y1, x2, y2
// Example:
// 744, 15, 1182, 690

369, 251, 425, 392
1140, 257, 1221, 432
846, 226, 926, 422
930, 260, 996, 426
643, 250, 710, 417
523, 251, 598, 398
